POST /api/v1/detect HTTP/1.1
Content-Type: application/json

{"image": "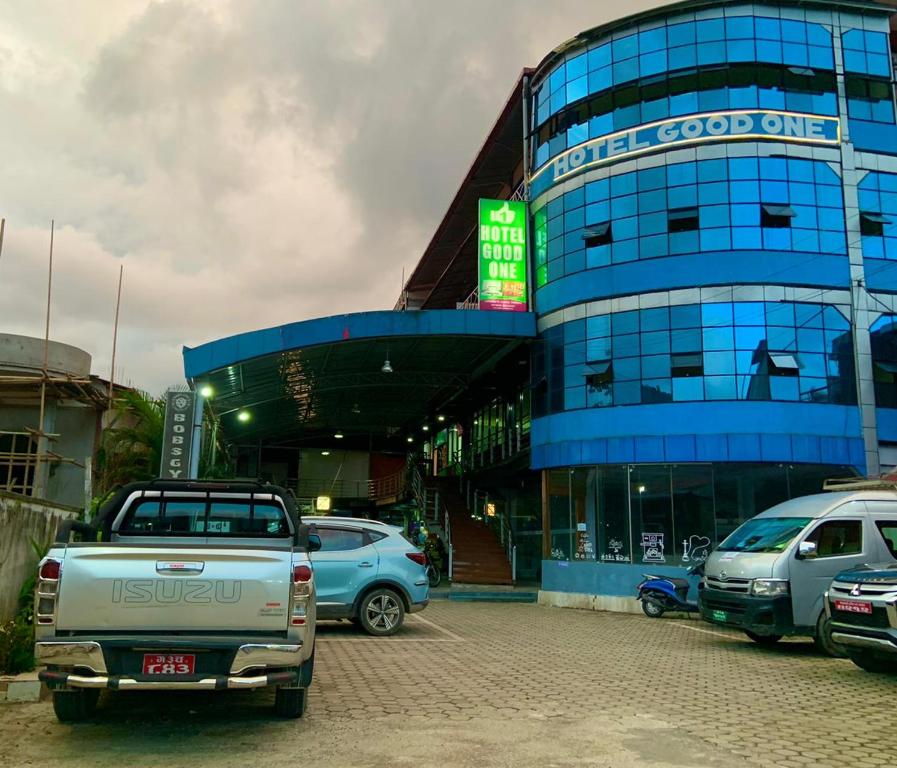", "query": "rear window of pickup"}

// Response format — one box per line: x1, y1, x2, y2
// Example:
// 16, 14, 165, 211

118, 498, 290, 537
